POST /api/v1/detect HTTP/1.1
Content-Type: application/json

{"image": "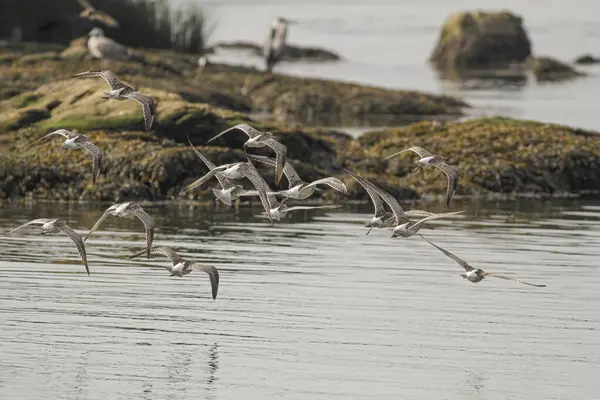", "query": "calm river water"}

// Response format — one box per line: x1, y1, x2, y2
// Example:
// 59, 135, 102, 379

1, 199, 599, 399
185, 0, 600, 131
